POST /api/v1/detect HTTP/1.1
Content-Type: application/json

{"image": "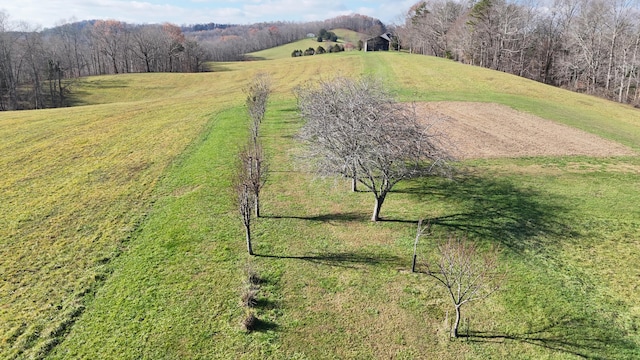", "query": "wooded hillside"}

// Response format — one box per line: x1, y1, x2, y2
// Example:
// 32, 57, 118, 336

397, 0, 640, 105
